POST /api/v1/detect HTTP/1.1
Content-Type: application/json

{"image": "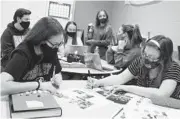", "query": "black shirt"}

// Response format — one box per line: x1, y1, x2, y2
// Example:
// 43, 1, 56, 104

4, 42, 61, 82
